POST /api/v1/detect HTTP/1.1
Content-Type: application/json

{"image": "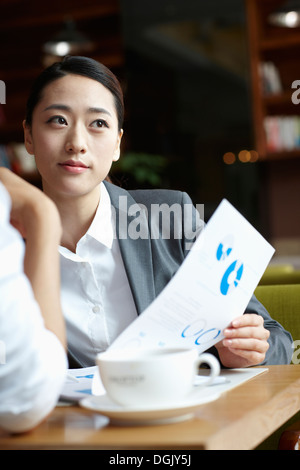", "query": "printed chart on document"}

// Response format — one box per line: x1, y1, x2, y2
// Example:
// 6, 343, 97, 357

108, 199, 275, 354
